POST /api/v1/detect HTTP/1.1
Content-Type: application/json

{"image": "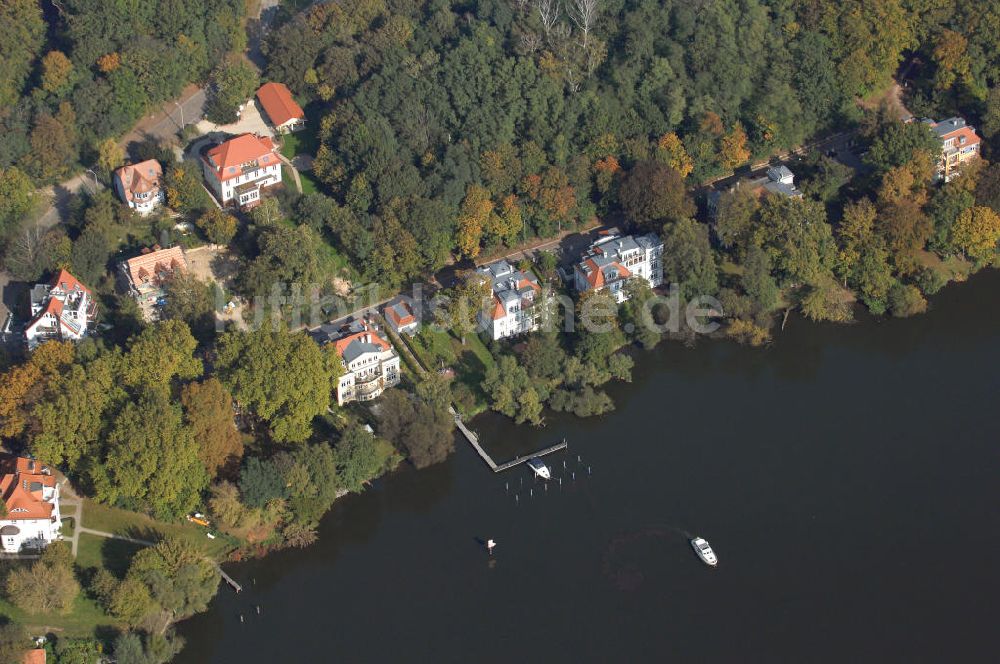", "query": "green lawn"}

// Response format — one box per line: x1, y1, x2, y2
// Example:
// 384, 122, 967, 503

0, 592, 115, 638
279, 126, 319, 161
82, 501, 236, 561
75, 533, 144, 578
299, 170, 320, 195
408, 327, 495, 415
